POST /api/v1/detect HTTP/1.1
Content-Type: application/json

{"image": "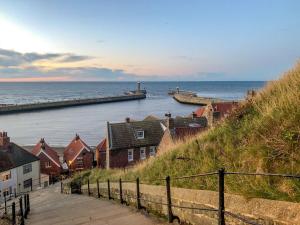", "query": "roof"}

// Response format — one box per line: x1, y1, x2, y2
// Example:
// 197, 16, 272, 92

108, 119, 164, 150
0, 143, 40, 173
64, 135, 92, 164
162, 117, 207, 128
212, 102, 238, 117
96, 138, 107, 152
194, 107, 206, 117
32, 138, 61, 167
